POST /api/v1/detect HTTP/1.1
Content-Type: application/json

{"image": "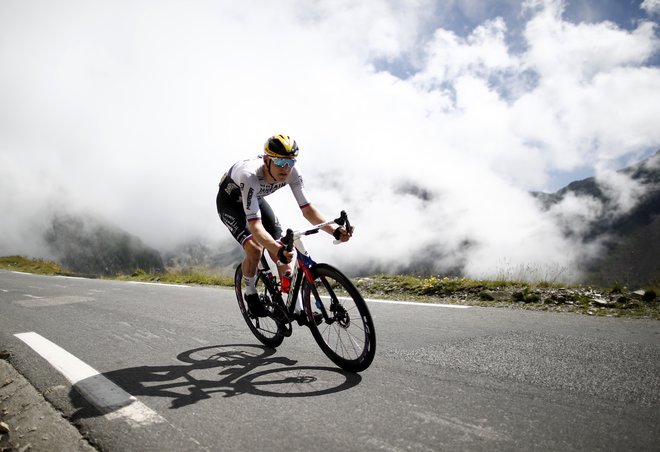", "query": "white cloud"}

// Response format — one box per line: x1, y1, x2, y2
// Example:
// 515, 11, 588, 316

505, 0, 660, 176
641, 0, 660, 15
523, 5, 657, 82
413, 17, 519, 87
1, 0, 659, 282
